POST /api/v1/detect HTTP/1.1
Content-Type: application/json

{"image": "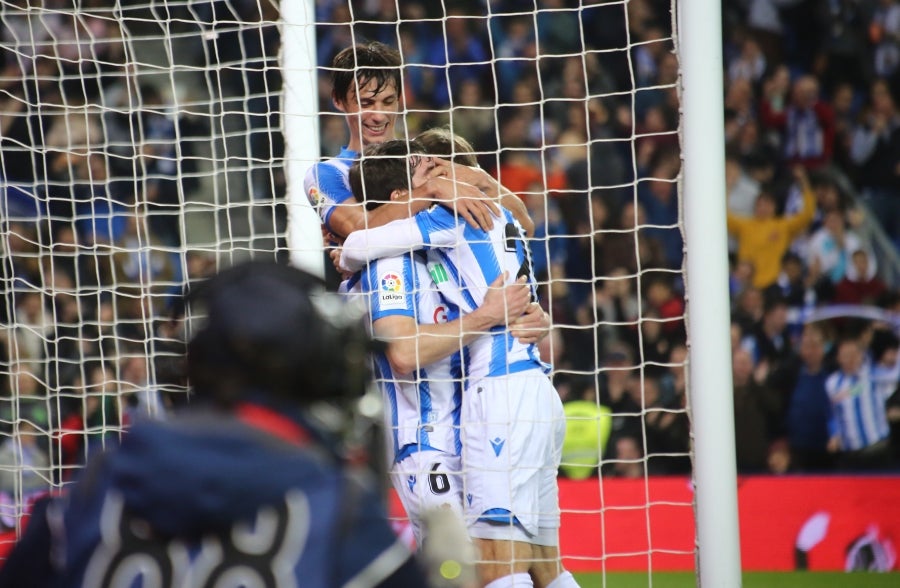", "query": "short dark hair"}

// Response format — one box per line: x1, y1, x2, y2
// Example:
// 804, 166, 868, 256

416, 126, 478, 166
331, 42, 402, 105
349, 140, 423, 211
